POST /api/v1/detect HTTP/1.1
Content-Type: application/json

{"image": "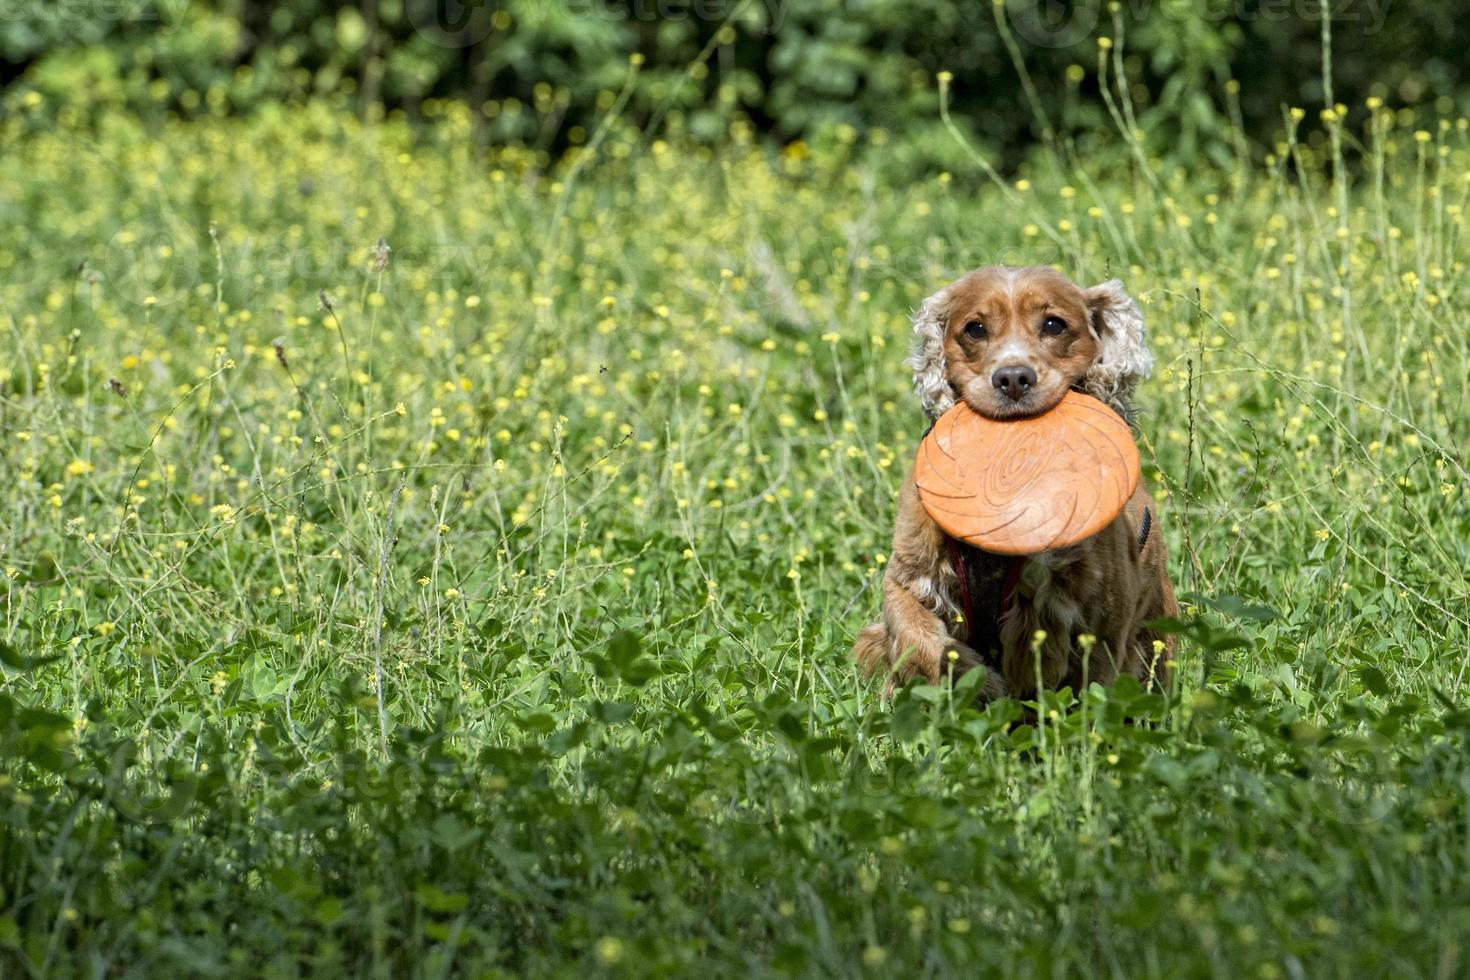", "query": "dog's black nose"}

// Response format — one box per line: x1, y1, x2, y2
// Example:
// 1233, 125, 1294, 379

991, 366, 1037, 401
